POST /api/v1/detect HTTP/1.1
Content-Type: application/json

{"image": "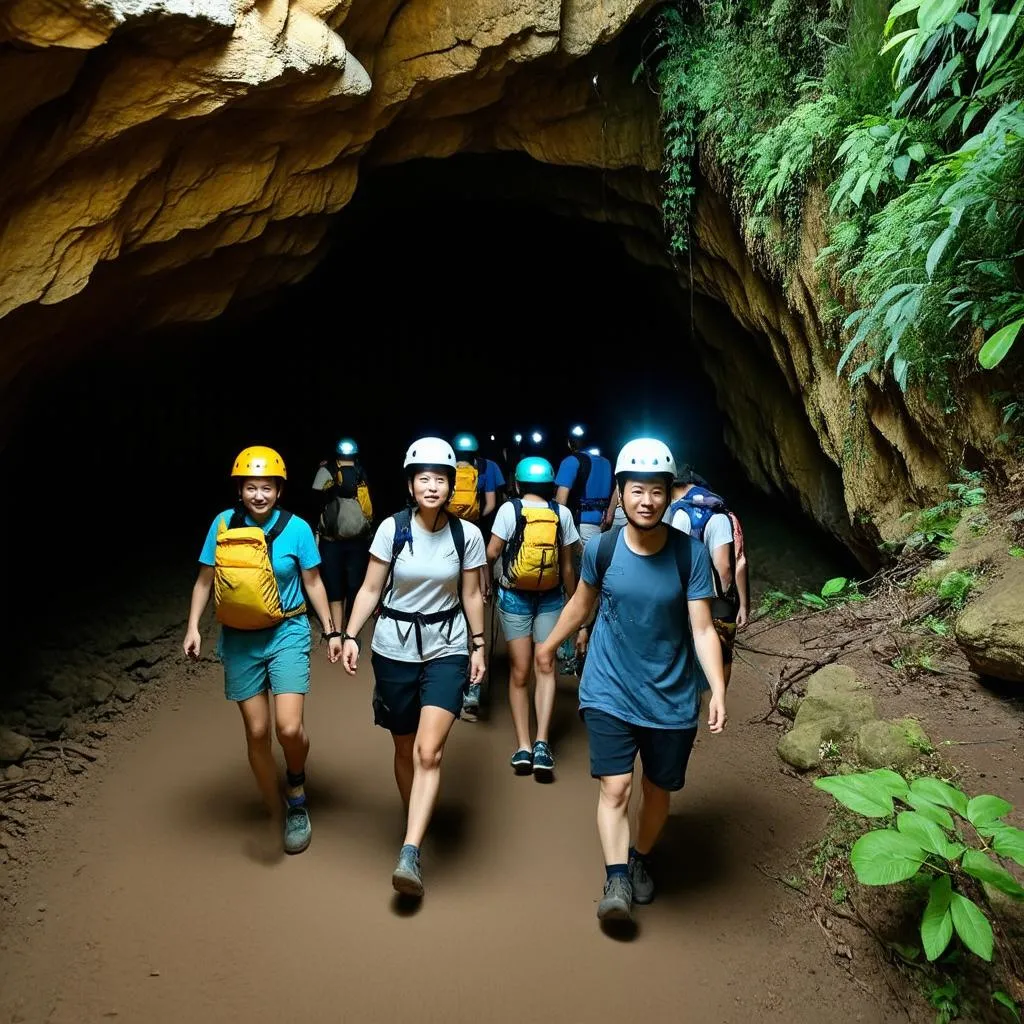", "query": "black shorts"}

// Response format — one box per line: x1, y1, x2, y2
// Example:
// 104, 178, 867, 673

319, 539, 369, 605
370, 653, 469, 735
583, 708, 698, 791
